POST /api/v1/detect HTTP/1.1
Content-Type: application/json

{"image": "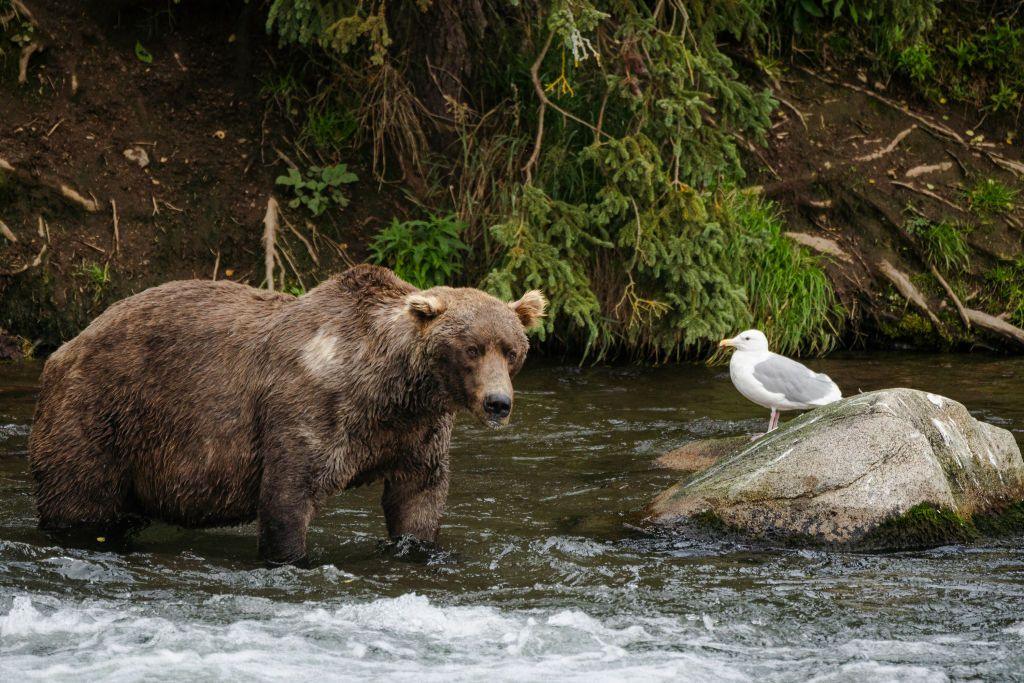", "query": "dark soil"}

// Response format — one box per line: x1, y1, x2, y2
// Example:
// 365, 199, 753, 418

0, 0, 406, 351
